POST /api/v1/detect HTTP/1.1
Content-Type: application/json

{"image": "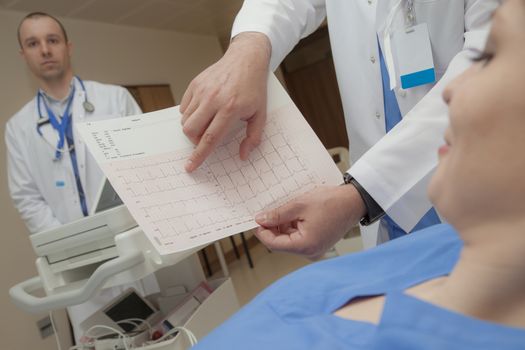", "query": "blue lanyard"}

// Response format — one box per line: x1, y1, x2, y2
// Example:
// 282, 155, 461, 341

37, 86, 76, 160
